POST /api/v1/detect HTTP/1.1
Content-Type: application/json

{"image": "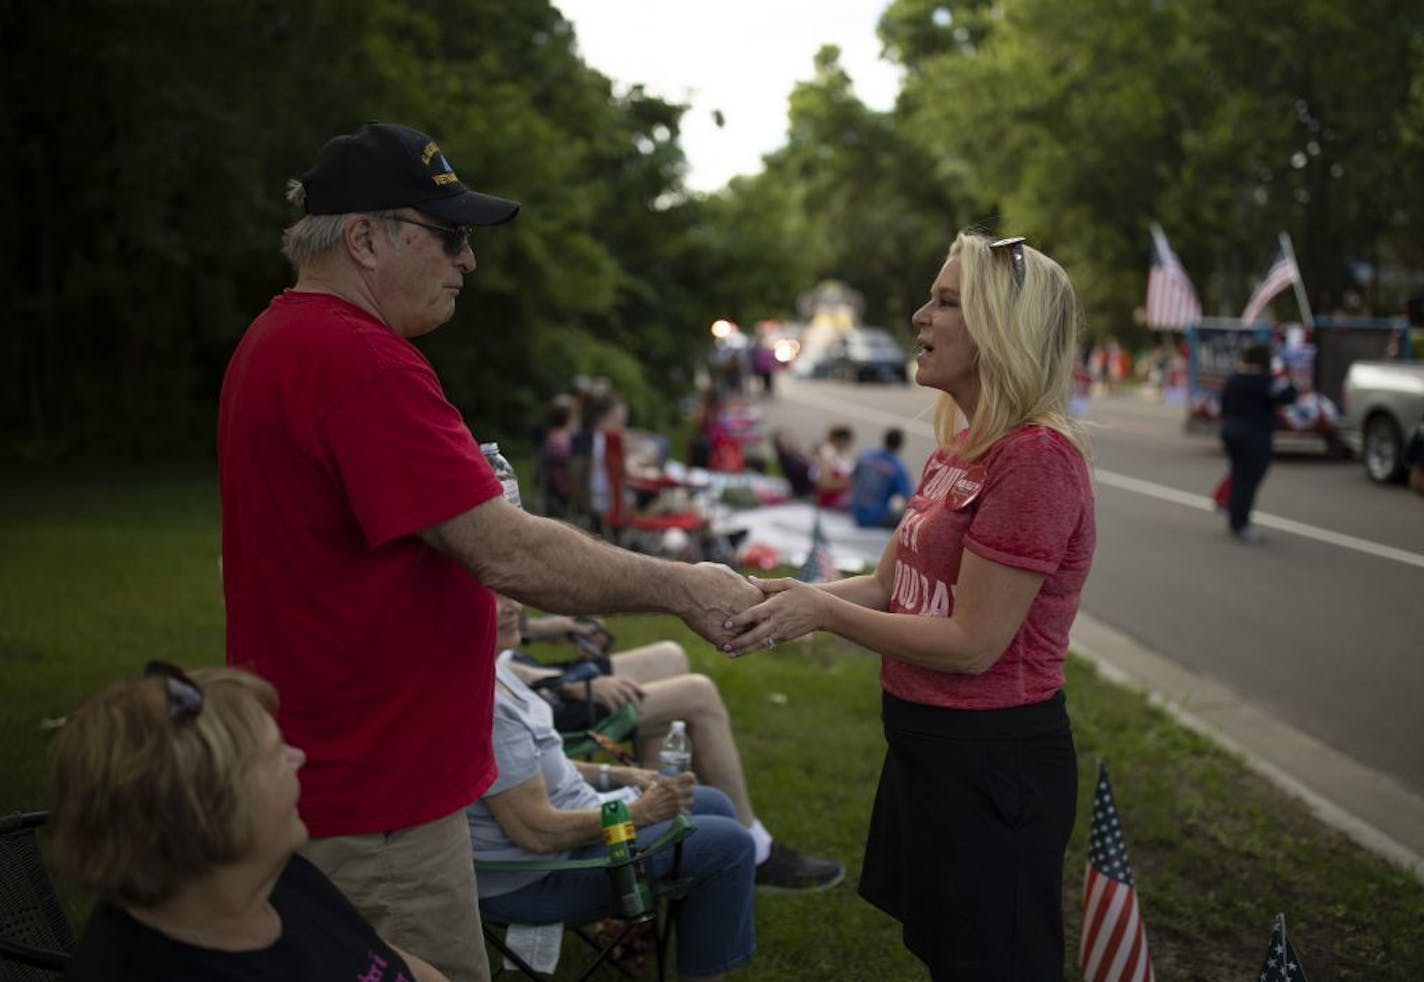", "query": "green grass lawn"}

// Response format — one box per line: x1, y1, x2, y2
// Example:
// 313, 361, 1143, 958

2, 464, 1421, 980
